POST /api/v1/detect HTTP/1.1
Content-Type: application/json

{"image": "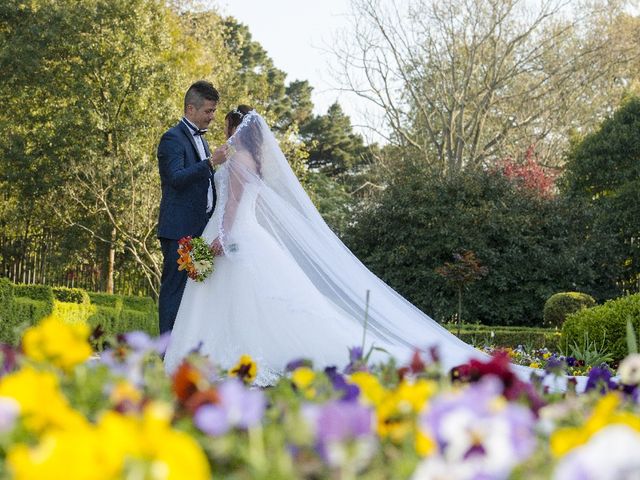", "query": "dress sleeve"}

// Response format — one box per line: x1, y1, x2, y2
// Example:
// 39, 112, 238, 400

217, 150, 260, 253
